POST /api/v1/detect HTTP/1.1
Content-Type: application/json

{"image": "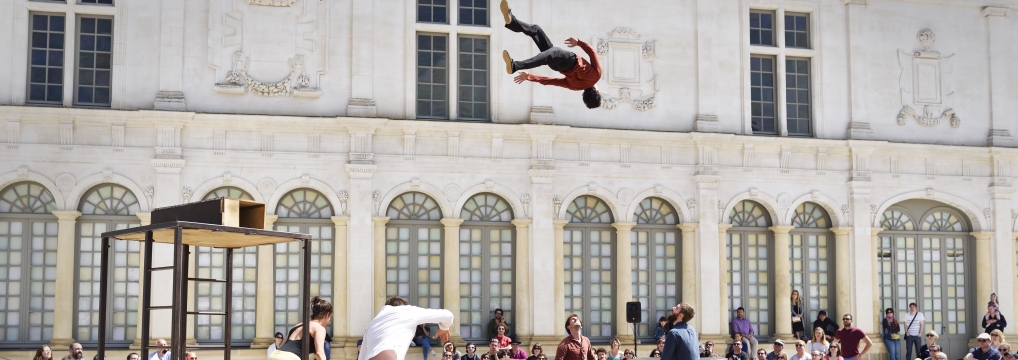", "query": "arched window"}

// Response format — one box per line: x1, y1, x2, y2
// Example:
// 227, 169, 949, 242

630, 197, 680, 339
563, 195, 615, 339
789, 202, 834, 321
878, 203, 971, 357
0, 182, 58, 344
726, 200, 773, 338
194, 246, 257, 344
385, 192, 443, 308
458, 193, 514, 340
75, 184, 140, 346
273, 188, 334, 335
202, 187, 254, 201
